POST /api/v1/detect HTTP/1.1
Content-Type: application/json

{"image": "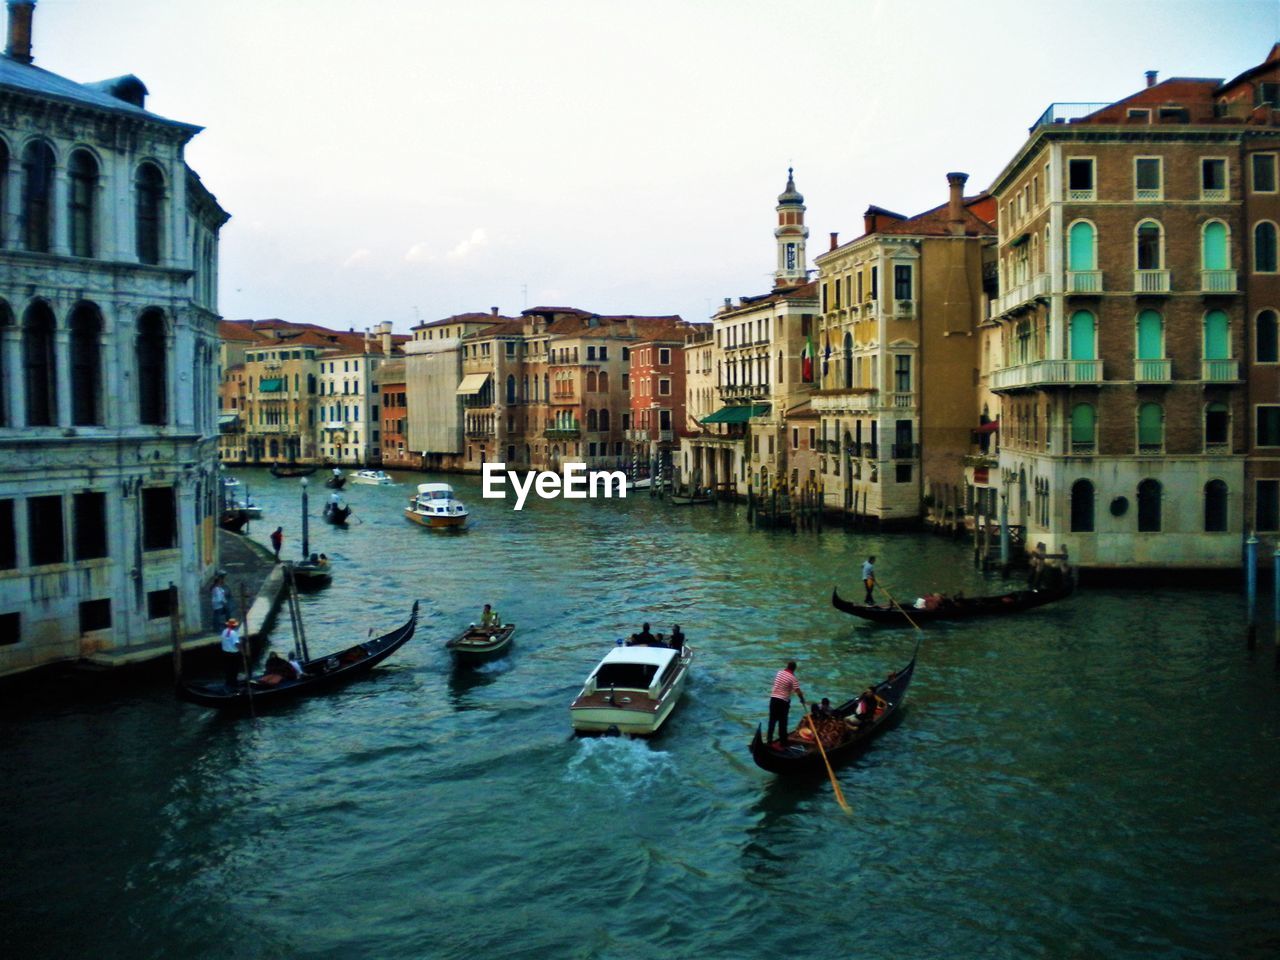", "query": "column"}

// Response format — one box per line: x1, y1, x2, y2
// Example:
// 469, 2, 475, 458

54, 326, 71, 428
2, 326, 23, 428
51, 162, 70, 256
